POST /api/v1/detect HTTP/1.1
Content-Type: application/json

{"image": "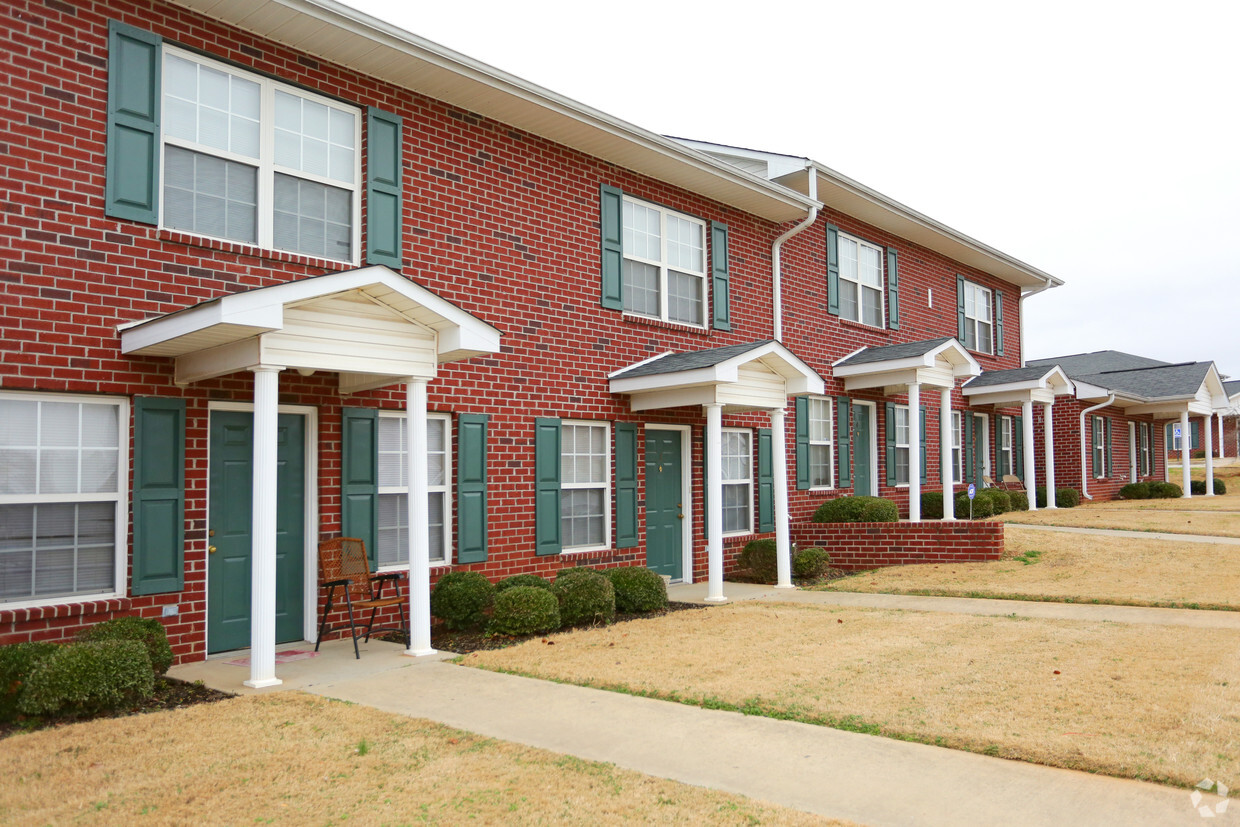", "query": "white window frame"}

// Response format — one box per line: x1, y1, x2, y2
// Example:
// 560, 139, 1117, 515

159, 45, 362, 264
952, 411, 964, 482
807, 397, 835, 490
1093, 417, 1106, 479
1140, 424, 1152, 476
837, 231, 886, 328
0, 392, 128, 610
892, 406, 910, 487
560, 421, 611, 553
376, 412, 452, 570
962, 281, 994, 354
721, 428, 753, 536
999, 416, 1014, 478
621, 195, 708, 328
